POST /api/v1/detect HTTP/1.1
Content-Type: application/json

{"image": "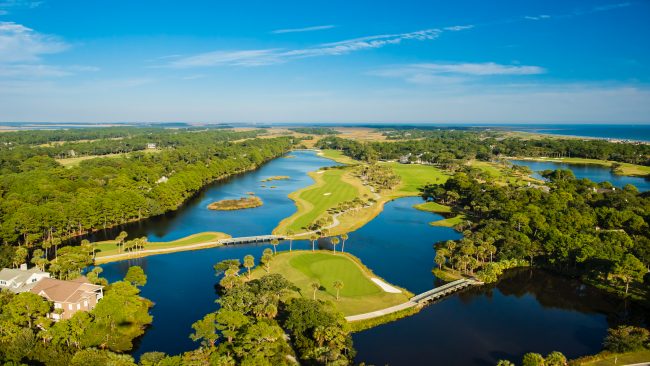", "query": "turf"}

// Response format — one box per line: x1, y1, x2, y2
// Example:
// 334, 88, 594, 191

382, 162, 449, 195
516, 157, 650, 177
249, 251, 410, 315
578, 349, 650, 365
94, 231, 230, 258
430, 214, 465, 227
413, 201, 451, 213
318, 149, 359, 165
276, 167, 362, 233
